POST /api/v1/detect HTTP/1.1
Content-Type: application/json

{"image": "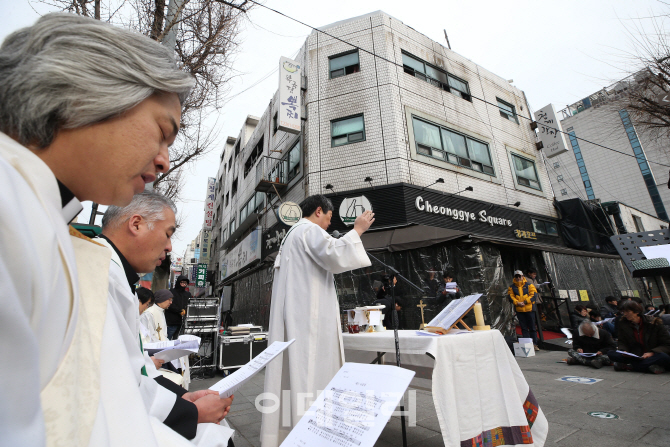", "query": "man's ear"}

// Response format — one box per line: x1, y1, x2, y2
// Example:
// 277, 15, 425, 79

315, 206, 322, 217
127, 214, 143, 236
